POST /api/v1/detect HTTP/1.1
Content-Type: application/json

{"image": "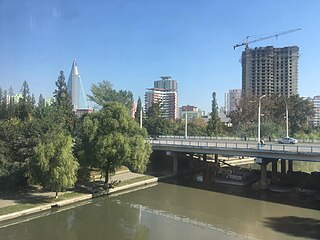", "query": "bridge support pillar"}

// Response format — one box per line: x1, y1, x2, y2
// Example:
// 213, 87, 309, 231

281, 159, 286, 176
173, 155, 178, 175
214, 154, 219, 168
288, 160, 293, 174
271, 159, 278, 184
166, 151, 178, 175
260, 159, 269, 190
189, 154, 194, 170
203, 154, 207, 162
